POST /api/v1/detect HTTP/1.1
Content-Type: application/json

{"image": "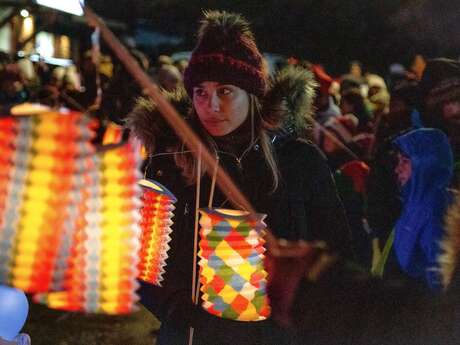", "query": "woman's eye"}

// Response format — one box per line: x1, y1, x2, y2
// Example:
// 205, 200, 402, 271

218, 87, 232, 96
194, 89, 206, 98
